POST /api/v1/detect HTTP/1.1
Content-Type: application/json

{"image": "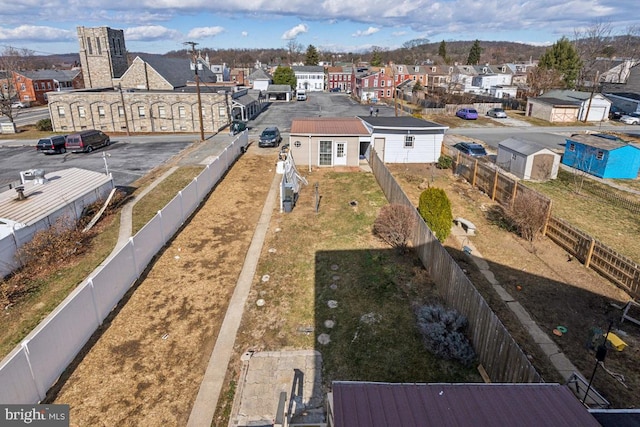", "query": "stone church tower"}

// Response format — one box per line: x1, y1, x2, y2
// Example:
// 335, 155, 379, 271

77, 26, 129, 89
